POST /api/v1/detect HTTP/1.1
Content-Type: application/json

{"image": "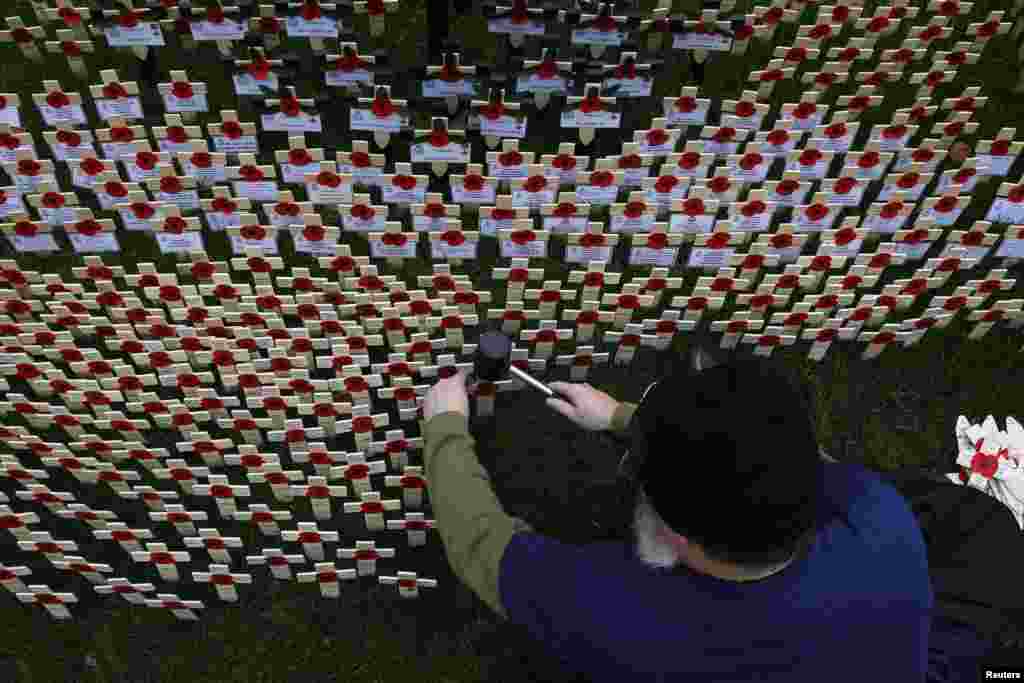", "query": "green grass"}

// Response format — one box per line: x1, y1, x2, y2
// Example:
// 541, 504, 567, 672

2, 0, 1024, 680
